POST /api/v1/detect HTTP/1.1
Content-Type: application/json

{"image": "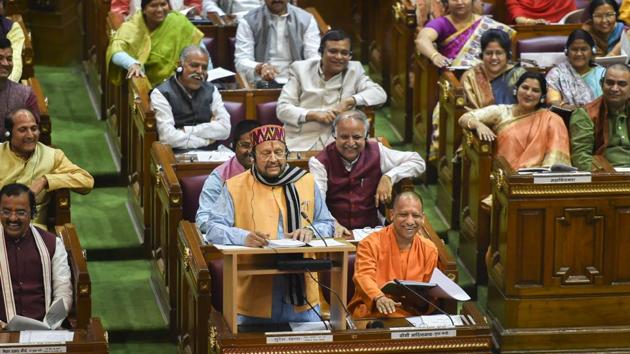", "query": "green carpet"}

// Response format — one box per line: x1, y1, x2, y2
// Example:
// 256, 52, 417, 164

36, 66, 117, 176
108, 342, 177, 354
